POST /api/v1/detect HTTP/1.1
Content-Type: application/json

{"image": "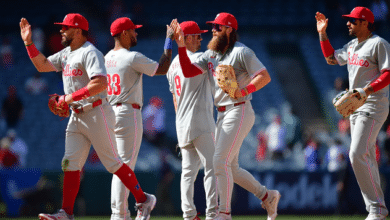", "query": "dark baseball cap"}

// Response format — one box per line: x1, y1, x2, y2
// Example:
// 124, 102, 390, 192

110, 17, 142, 36
54, 13, 89, 31
206, 12, 238, 30
180, 21, 208, 36
342, 7, 374, 24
